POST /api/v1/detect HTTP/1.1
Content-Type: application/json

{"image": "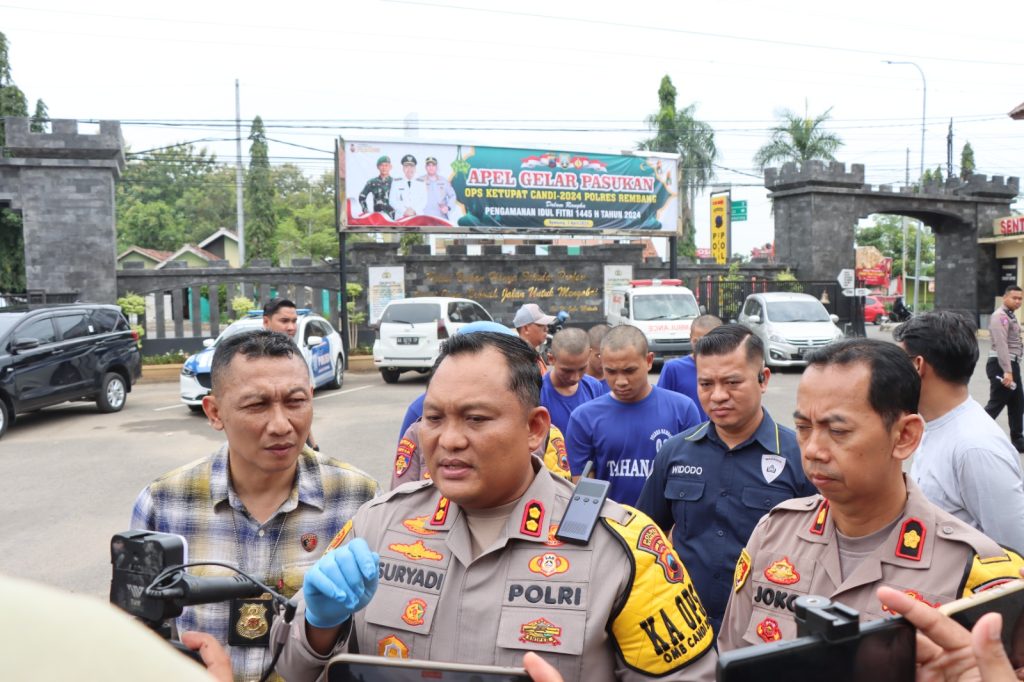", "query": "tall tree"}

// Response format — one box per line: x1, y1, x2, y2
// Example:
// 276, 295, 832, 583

855, 214, 934, 279
753, 103, 843, 170
960, 141, 976, 179
244, 116, 277, 263
30, 99, 48, 132
638, 75, 717, 258
0, 32, 29, 147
